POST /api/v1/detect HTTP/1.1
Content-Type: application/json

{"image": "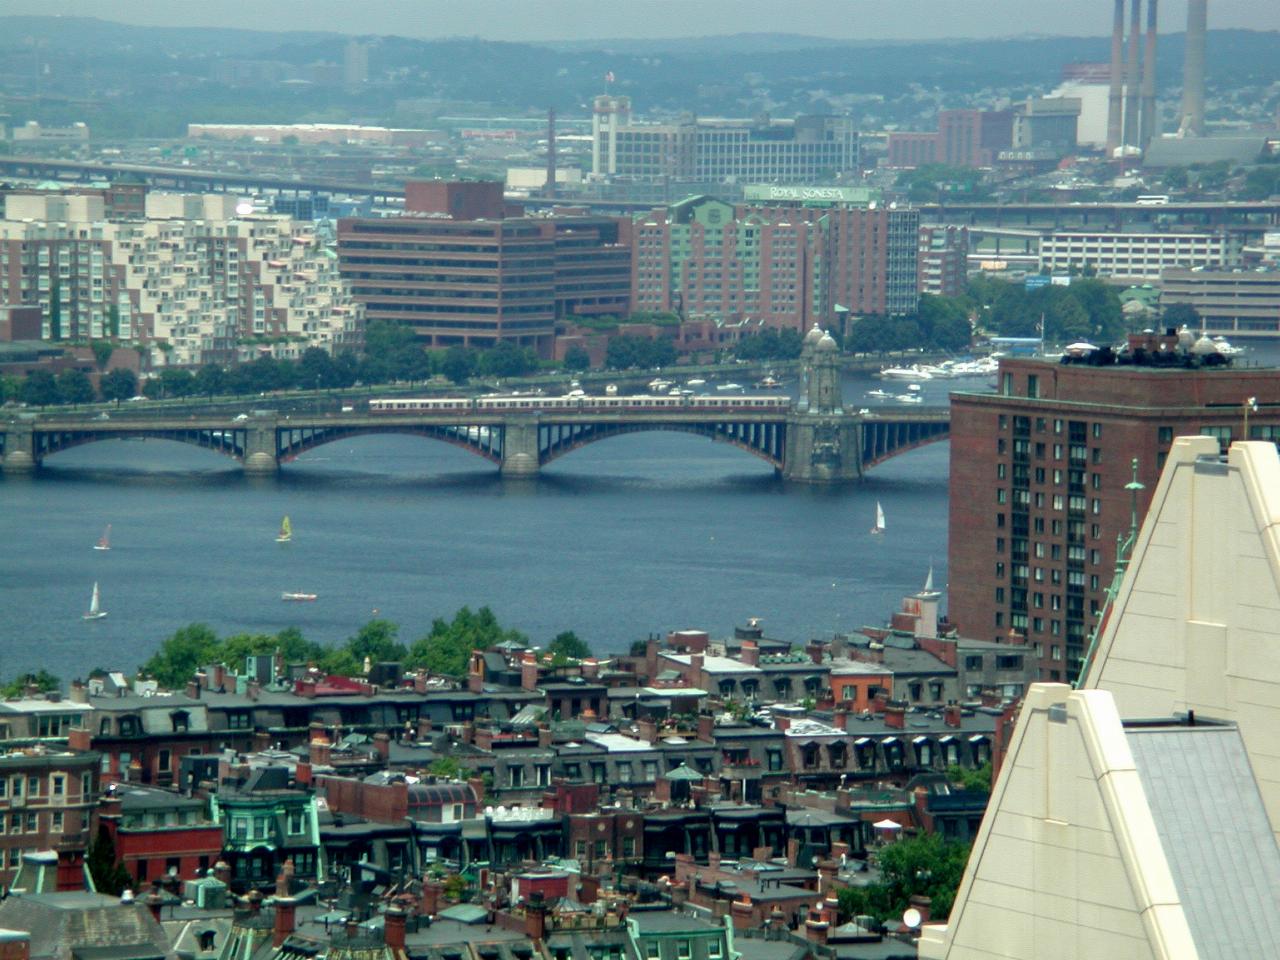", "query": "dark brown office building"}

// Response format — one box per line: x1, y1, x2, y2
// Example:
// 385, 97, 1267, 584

337, 181, 631, 355
949, 353, 1280, 683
